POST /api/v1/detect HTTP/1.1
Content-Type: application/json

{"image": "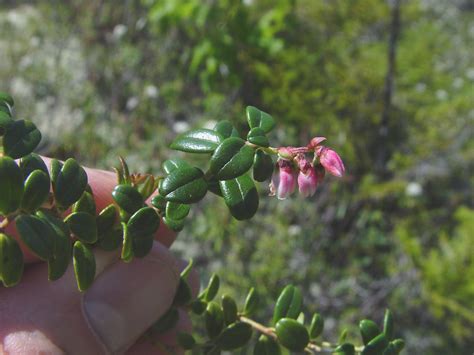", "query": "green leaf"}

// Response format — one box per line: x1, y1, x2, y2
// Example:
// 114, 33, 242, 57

54, 158, 88, 209
37, 211, 72, 281
19, 153, 49, 178
21, 170, 50, 212
246, 106, 275, 133
170, 128, 223, 153
159, 166, 208, 204
275, 318, 309, 352
73, 241, 96, 292
16, 214, 55, 260
383, 309, 394, 340
165, 201, 190, 220
210, 137, 255, 180
253, 150, 274, 182
215, 322, 253, 350
173, 278, 193, 307
0, 233, 24, 287
200, 273, 220, 302
64, 212, 98, 244
309, 313, 324, 339
163, 216, 185, 232
254, 334, 281, 355
0, 157, 24, 215
0, 111, 14, 135
390, 339, 405, 353
273, 285, 303, 324
50, 159, 63, 190
0, 92, 14, 106
150, 307, 179, 335
243, 287, 259, 316
121, 222, 133, 262
163, 158, 191, 174
151, 194, 167, 211
214, 120, 239, 139
359, 320, 381, 345
361, 333, 389, 355
339, 328, 348, 344
0, 102, 12, 117
3, 120, 41, 159
127, 207, 159, 257
112, 184, 144, 214
334, 343, 356, 355
205, 302, 224, 338
219, 174, 259, 220
97, 227, 122, 251
72, 191, 96, 215
222, 294, 238, 325
247, 127, 269, 147
190, 299, 207, 315
176, 332, 196, 350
